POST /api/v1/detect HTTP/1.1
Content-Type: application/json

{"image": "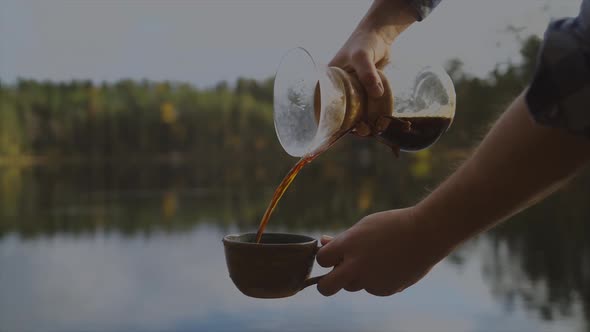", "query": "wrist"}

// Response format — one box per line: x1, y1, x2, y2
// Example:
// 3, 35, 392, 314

359, 0, 417, 44
412, 155, 507, 252
412, 199, 468, 255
